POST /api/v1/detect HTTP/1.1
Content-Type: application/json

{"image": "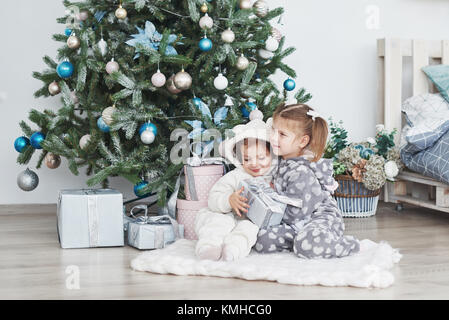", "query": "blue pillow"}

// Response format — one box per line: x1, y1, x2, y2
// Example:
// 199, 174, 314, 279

422, 65, 449, 103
